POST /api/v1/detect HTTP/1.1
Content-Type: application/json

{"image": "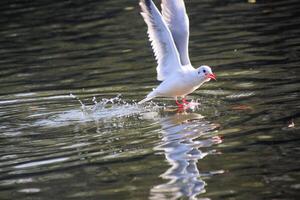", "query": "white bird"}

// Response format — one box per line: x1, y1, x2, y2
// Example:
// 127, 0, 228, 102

138, 0, 216, 107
